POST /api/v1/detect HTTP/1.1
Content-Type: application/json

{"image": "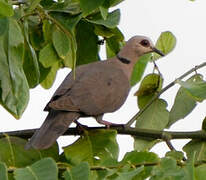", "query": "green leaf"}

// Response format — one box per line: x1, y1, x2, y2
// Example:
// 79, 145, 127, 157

0, 162, 8, 180
64, 130, 119, 166
106, 29, 124, 58
134, 99, 169, 151
39, 43, 60, 68
87, 9, 120, 28
76, 21, 99, 66
29, 23, 45, 51
42, 19, 53, 43
108, 151, 159, 180
182, 154, 196, 180
120, 151, 159, 165
79, 0, 105, 16
27, 0, 42, 13
135, 73, 163, 109
94, 25, 116, 38
64, 162, 90, 180
99, 6, 108, 20
168, 75, 200, 127
0, 1, 14, 17
40, 62, 61, 89
177, 76, 206, 102
153, 31, 176, 60
0, 136, 59, 167
0, 18, 8, 35
195, 164, 206, 180
52, 27, 70, 59
22, 21, 40, 88
183, 140, 206, 162
0, 18, 29, 118
135, 73, 163, 97
165, 151, 185, 161
150, 157, 185, 180
109, 0, 124, 7
50, 12, 81, 70
14, 158, 58, 180
44, 1, 81, 15
130, 53, 152, 86
113, 166, 144, 180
